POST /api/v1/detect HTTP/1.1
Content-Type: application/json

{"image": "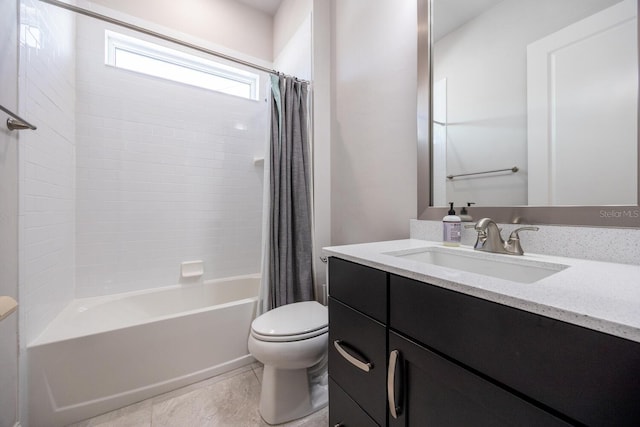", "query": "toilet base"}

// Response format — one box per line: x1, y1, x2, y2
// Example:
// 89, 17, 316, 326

259, 365, 328, 425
